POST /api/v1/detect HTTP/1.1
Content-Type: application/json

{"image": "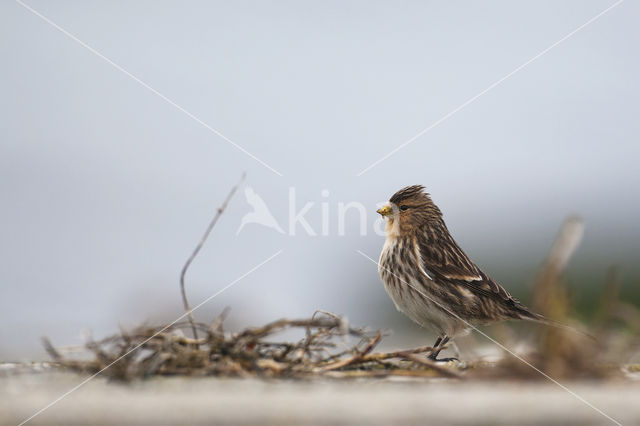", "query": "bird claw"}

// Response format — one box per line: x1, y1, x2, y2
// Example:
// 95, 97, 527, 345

431, 357, 459, 363
427, 335, 460, 362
